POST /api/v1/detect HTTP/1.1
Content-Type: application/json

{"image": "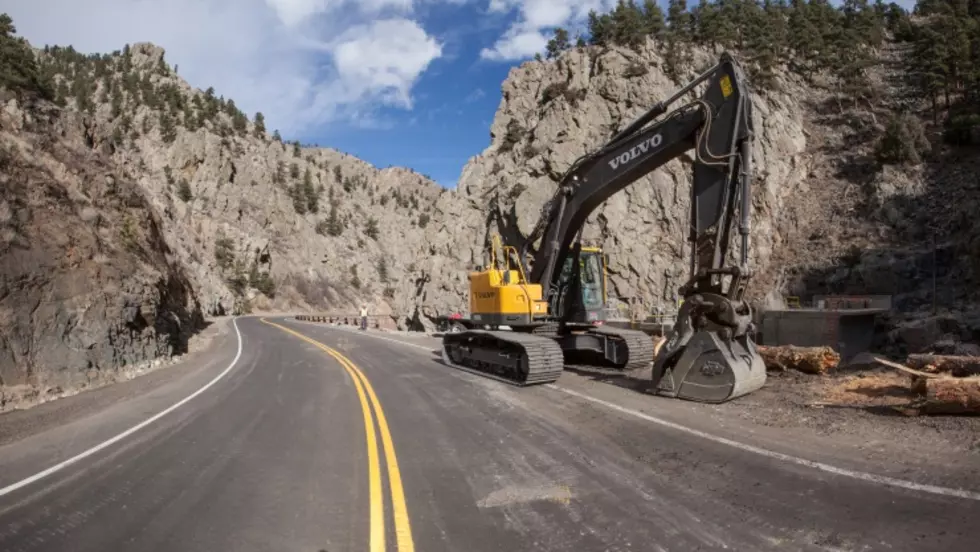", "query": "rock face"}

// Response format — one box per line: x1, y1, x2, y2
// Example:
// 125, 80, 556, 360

0, 90, 202, 393
414, 42, 813, 322
9, 30, 980, 372
416, 38, 980, 335
39, 43, 443, 325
